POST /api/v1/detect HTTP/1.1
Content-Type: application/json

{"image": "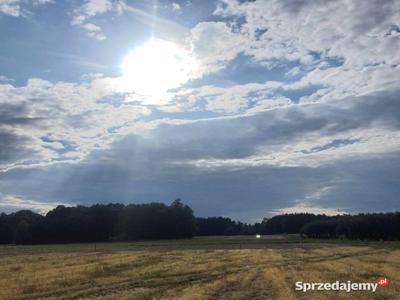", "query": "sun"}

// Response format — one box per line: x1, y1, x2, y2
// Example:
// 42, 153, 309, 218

121, 39, 197, 100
